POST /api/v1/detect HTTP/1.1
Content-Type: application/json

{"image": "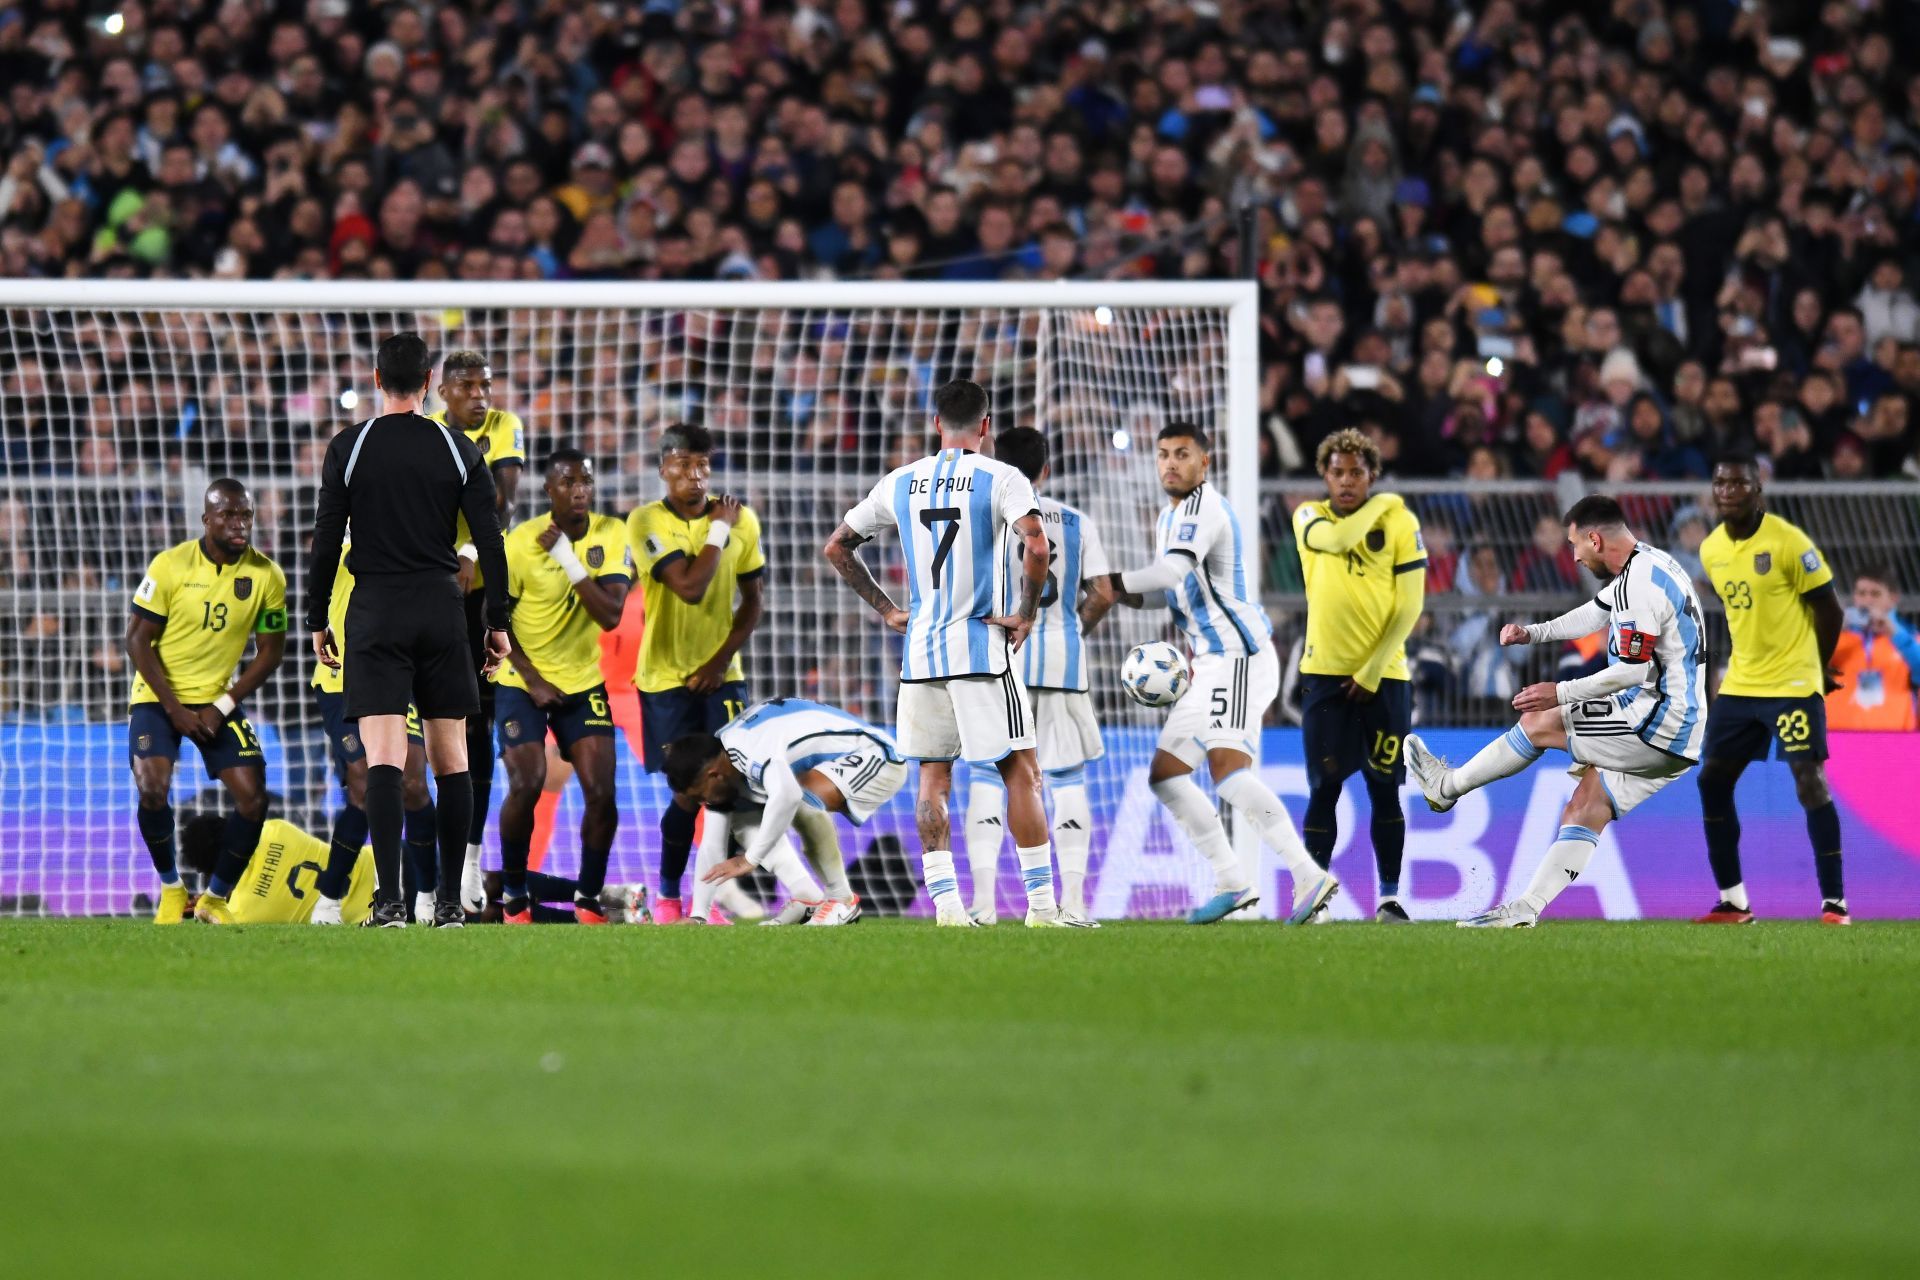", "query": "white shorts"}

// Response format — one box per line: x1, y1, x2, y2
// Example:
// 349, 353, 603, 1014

1156, 645, 1279, 768
1560, 695, 1696, 816
808, 750, 910, 825
896, 669, 1036, 765
1031, 688, 1104, 773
